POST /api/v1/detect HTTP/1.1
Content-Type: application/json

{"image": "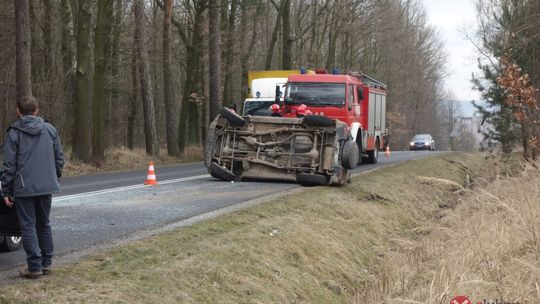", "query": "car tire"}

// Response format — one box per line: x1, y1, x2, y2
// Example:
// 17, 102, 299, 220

296, 173, 329, 186
341, 140, 359, 170
209, 162, 236, 181
367, 140, 379, 164
0, 236, 22, 252
301, 115, 334, 127
220, 107, 246, 127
